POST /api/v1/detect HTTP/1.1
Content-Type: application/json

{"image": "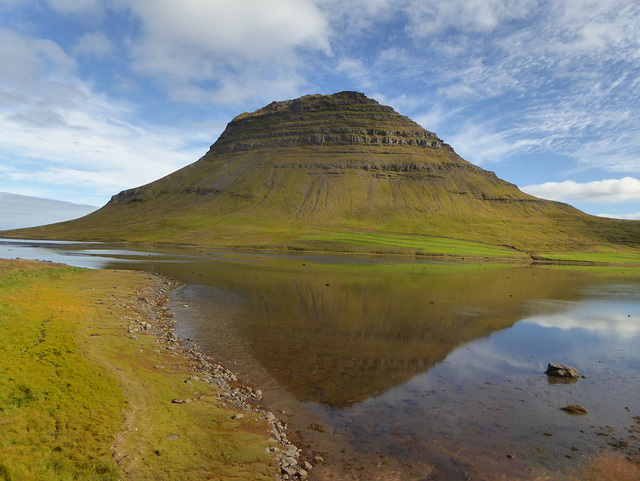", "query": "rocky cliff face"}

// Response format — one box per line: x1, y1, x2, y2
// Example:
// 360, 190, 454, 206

208, 91, 454, 154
